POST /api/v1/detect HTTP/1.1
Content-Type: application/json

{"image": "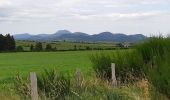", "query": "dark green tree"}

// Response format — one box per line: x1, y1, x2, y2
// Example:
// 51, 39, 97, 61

16, 46, 24, 52
45, 44, 52, 51
35, 42, 43, 51
74, 45, 77, 51
0, 34, 15, 51
0, 34, 5, 51
5, 34, 16, 51
30, 44, 34, 51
